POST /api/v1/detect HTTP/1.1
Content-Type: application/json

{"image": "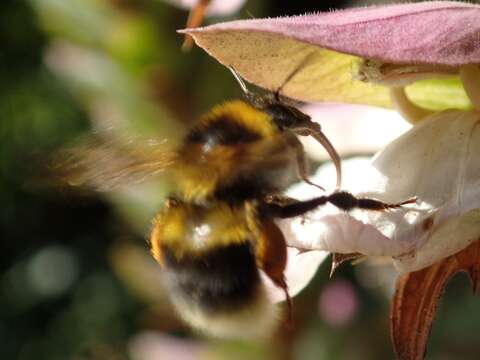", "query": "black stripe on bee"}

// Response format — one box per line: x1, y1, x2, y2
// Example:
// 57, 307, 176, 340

213, 176, 271, 203
185, 117, 262, 146
162, 242, 260, 313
